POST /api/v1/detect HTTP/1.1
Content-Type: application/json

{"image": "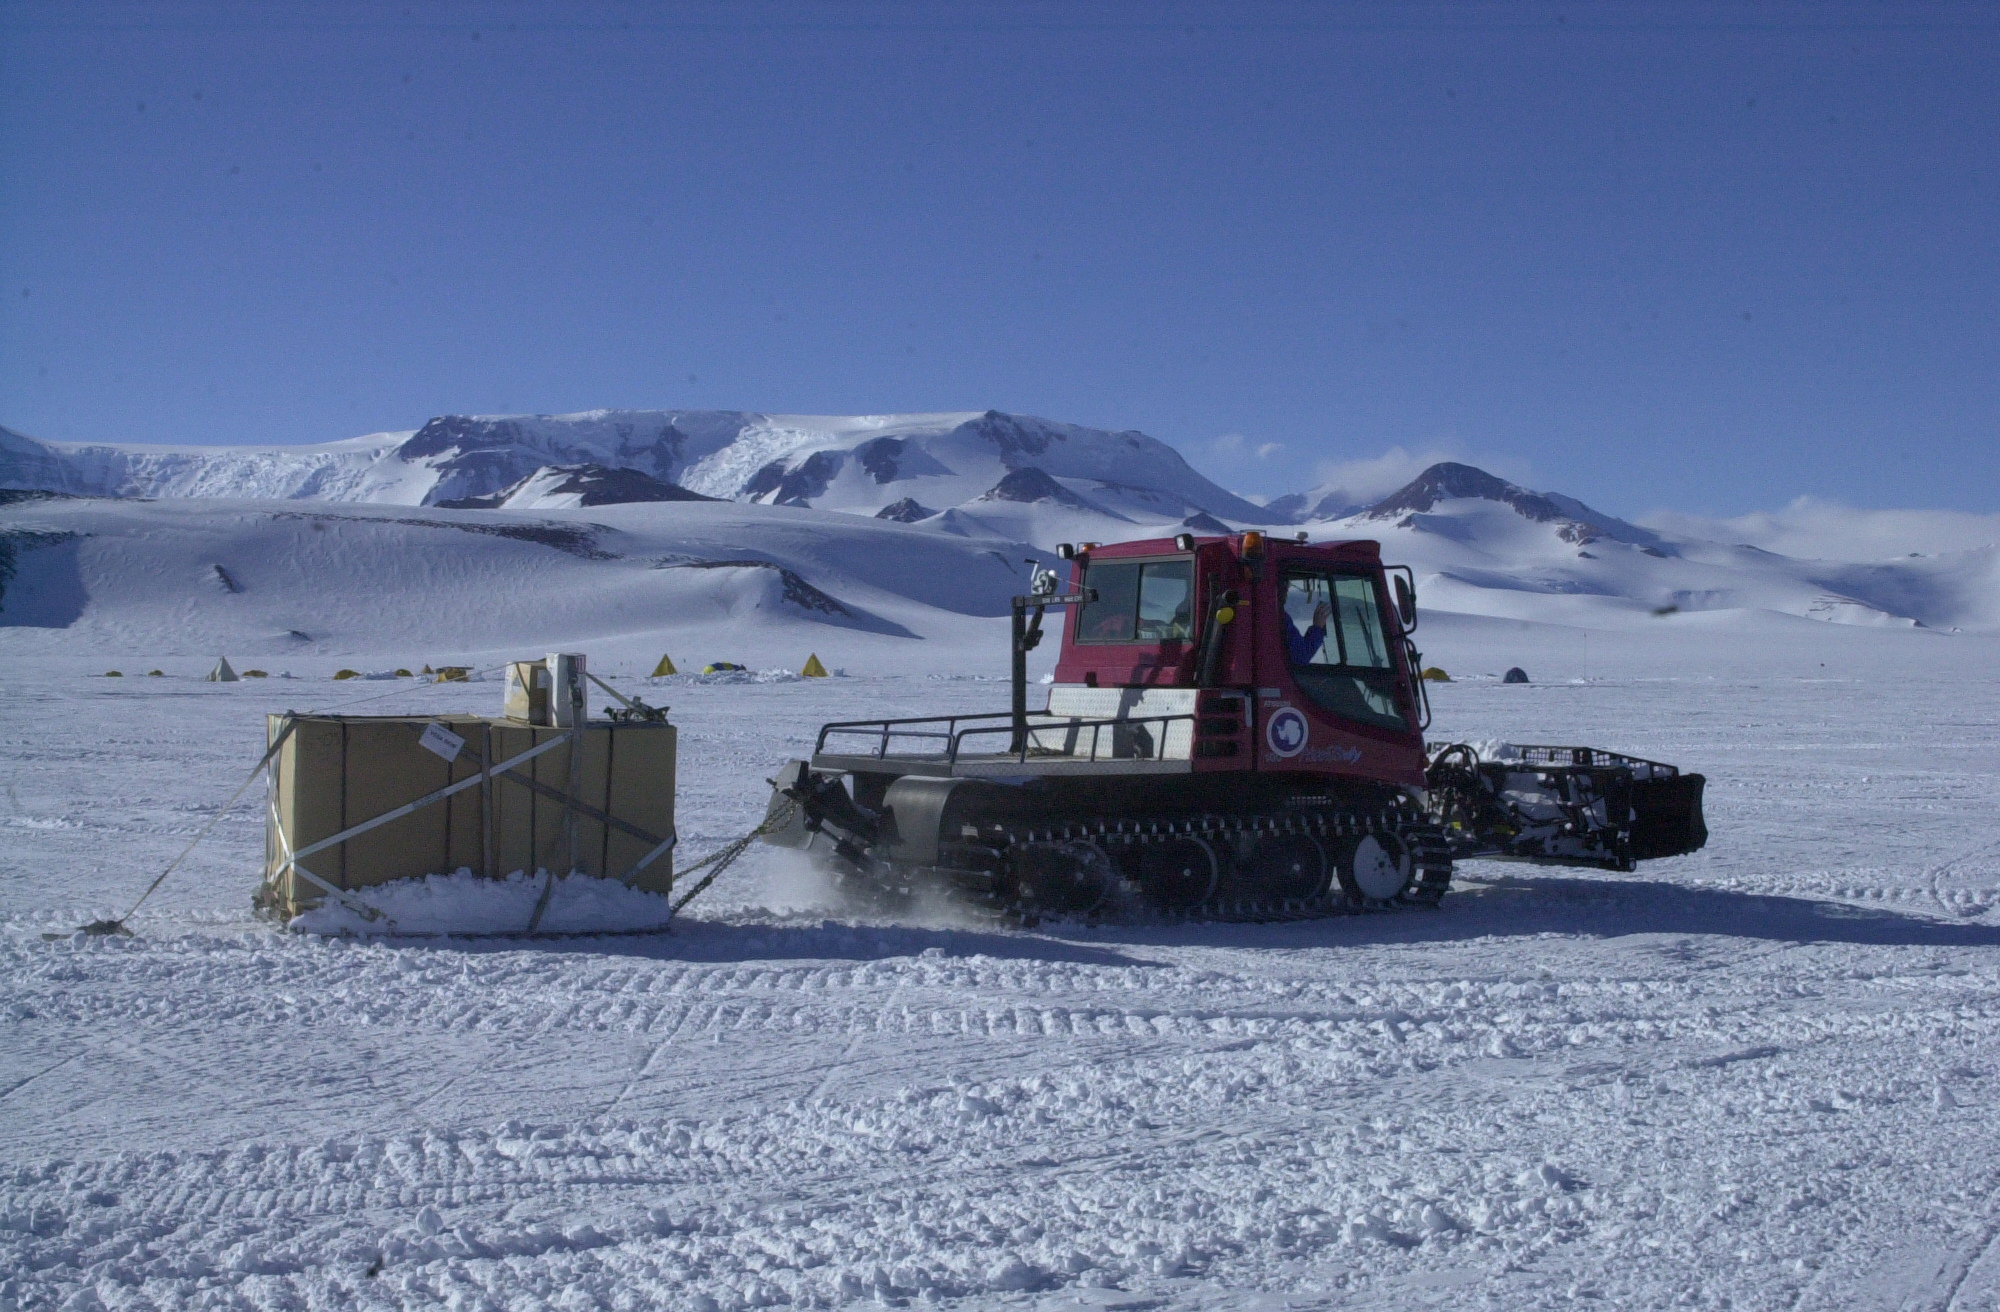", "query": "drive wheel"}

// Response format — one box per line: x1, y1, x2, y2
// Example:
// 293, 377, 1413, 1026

1238, 832, 1329, 903
1007, 841, 1114, 916
1336, 833, 1411, 904
1139, 835, 1219, 911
